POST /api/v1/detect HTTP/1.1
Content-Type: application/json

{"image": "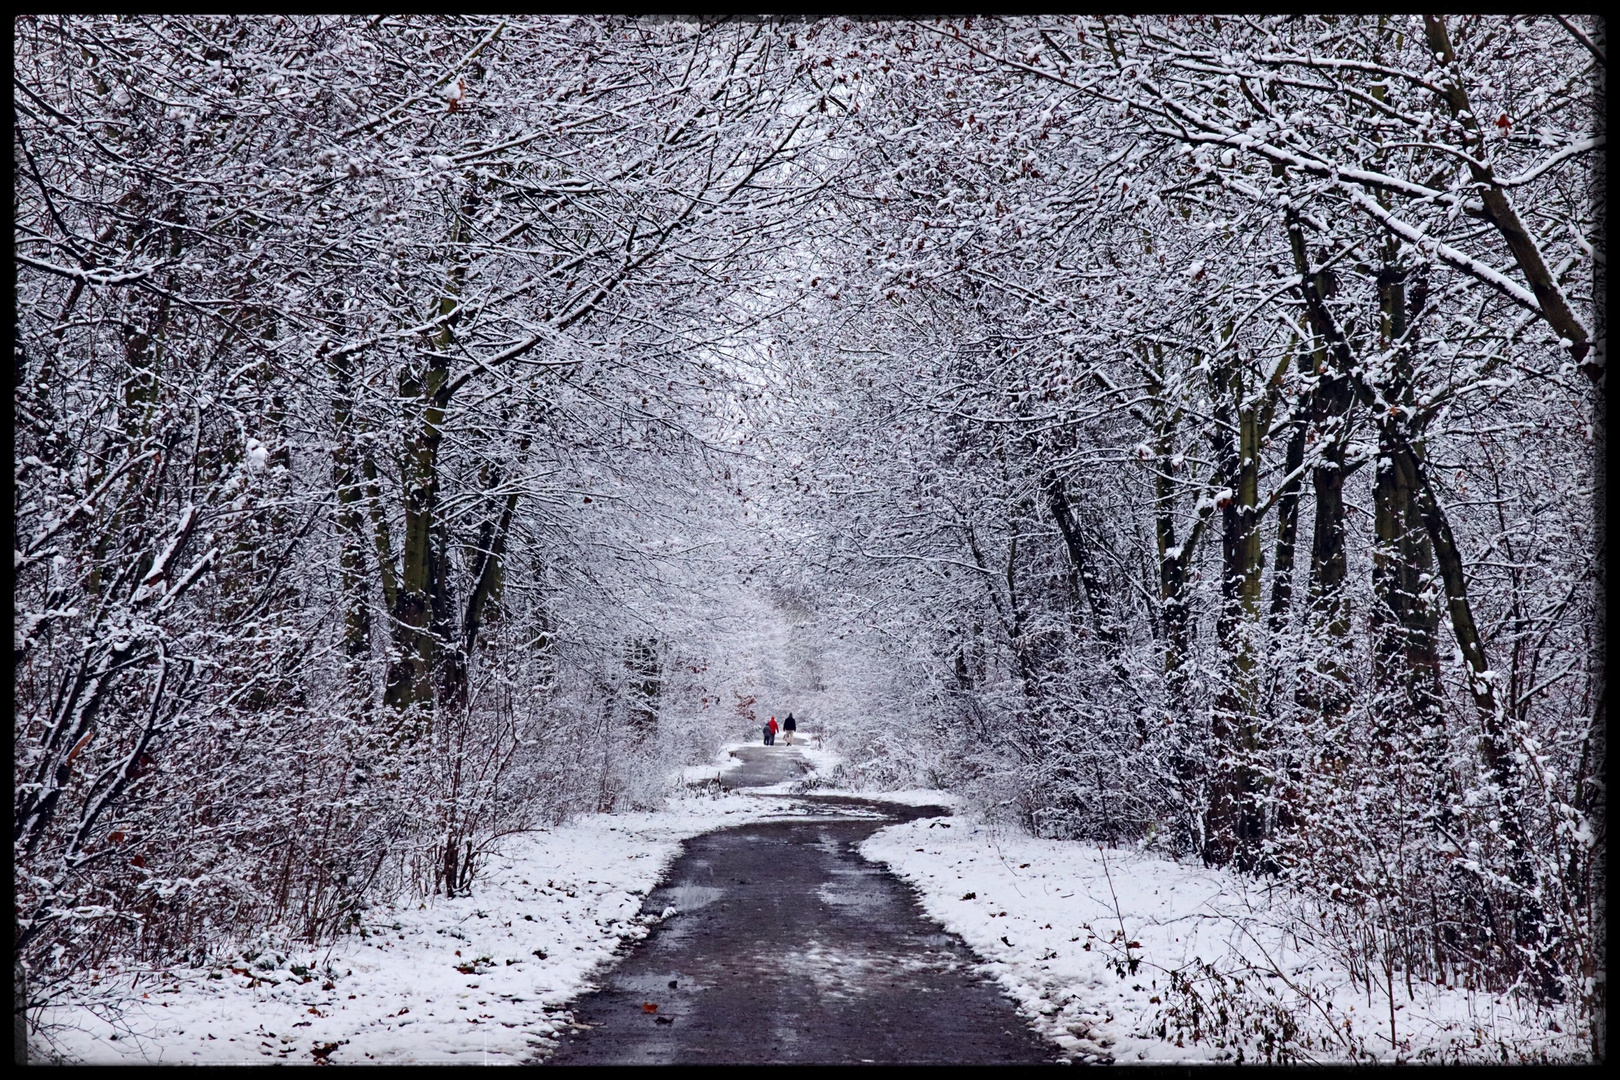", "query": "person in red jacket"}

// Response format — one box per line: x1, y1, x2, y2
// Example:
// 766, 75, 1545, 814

763, 716, 779, 746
